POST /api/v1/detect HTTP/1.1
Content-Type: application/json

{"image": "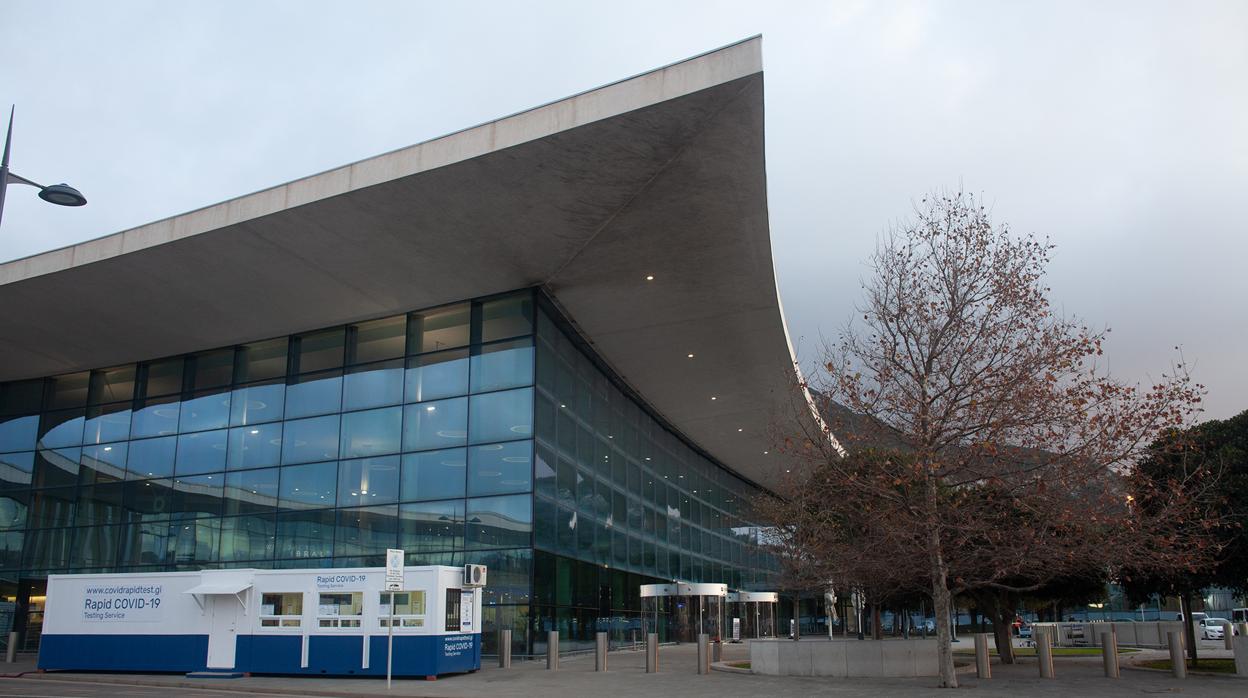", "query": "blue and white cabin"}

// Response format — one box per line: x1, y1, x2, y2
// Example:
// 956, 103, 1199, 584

37, 565, 484, 677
